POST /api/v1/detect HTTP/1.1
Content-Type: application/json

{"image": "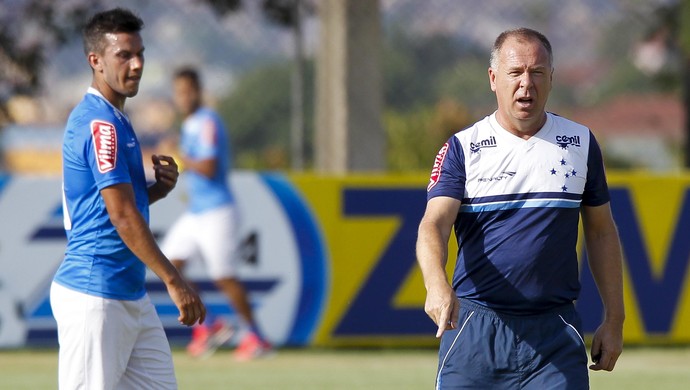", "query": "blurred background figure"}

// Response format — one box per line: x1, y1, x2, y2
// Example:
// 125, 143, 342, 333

160, 67, 272, 361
